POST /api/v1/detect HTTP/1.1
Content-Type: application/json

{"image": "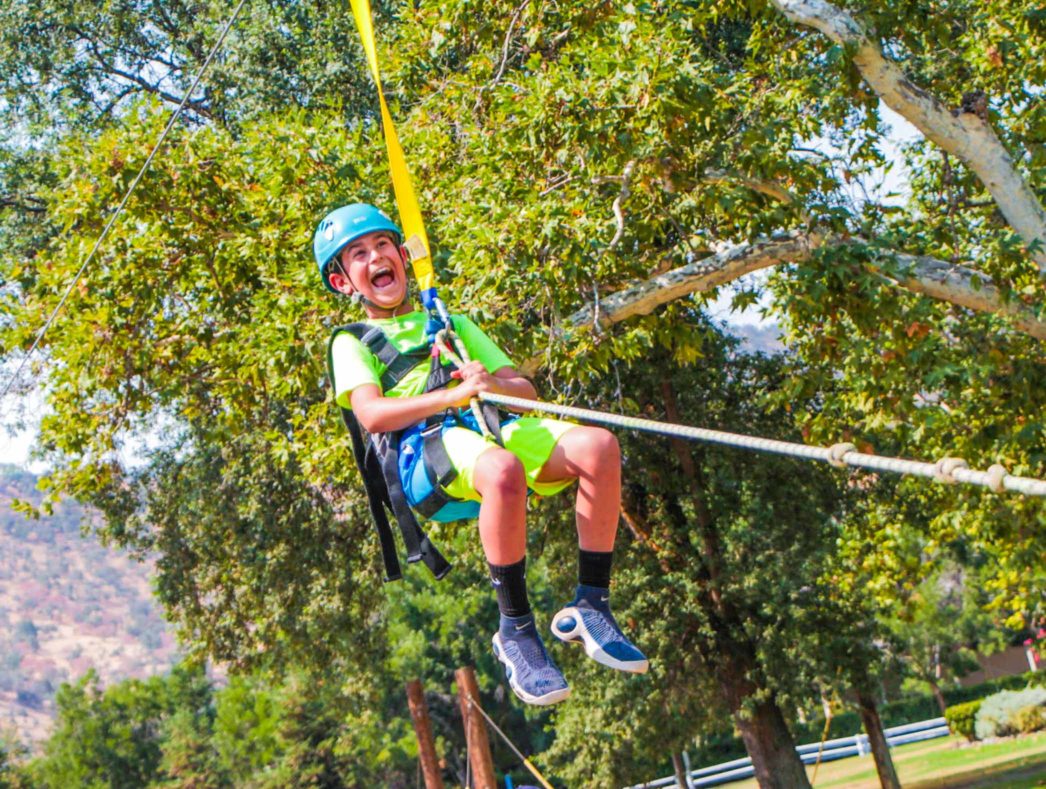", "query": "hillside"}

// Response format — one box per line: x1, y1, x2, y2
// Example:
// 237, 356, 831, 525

0, 465, 177, 747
